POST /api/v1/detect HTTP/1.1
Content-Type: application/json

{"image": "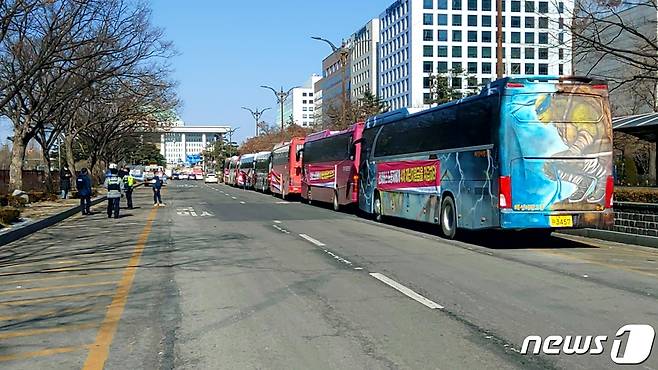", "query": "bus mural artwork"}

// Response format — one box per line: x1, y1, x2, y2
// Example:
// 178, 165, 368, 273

501, 82, 613, 219
359, 76, 614, 239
